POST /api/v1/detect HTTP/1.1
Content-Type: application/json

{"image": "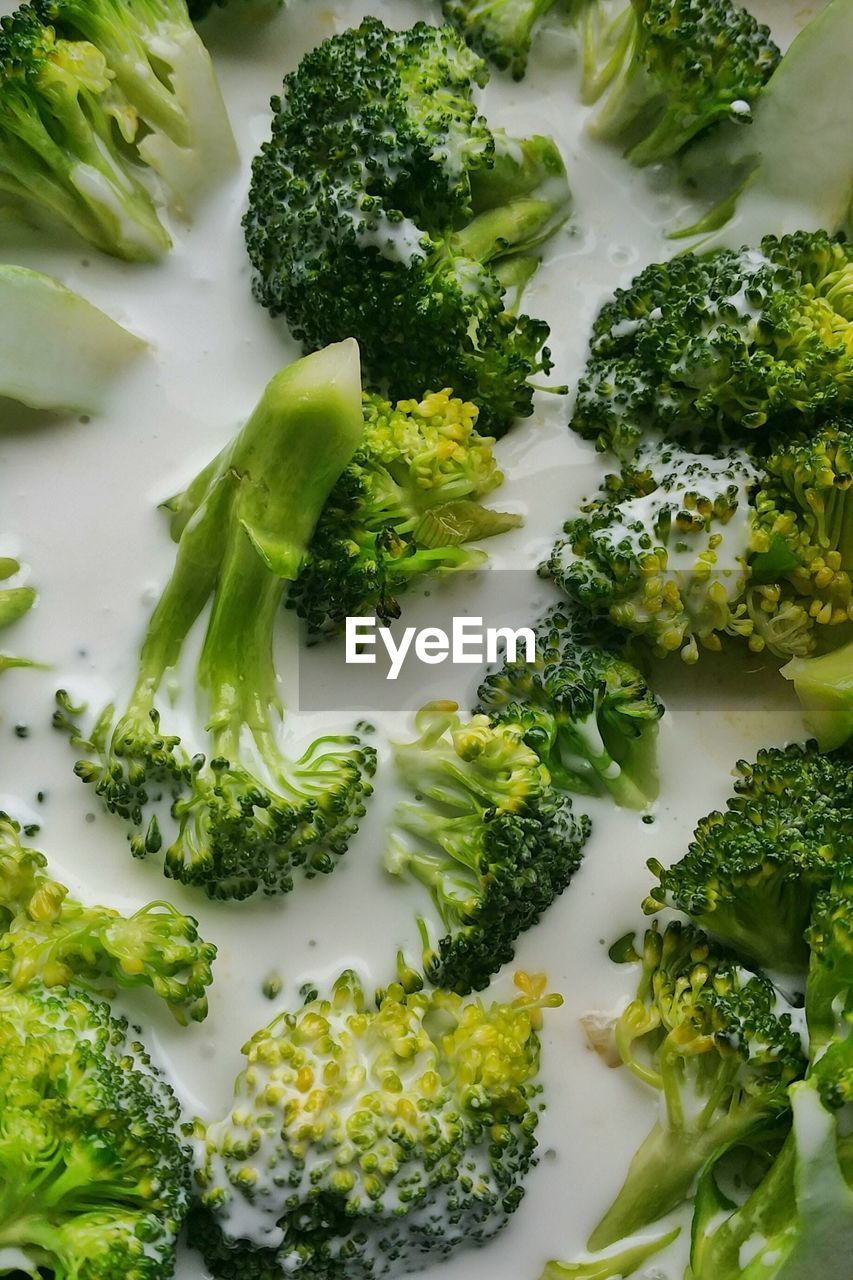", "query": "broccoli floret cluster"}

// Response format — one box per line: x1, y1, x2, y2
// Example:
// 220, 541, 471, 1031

0, 813, 217, 1023
442, 0, 561, 79
190, 969, 561, 1279
572, 232, 853, 457
244, 18, 571, 436
289, 389, 522, 637
547, 425, 853, 663
644, 740, 853, 974
477, 605, 665, 808
0, 0, 236, 260
387, 701, 591, 994
0, 980, 192, 1279
572, 0, 779, 167
0, 556, 37, 676
55, 342, 376, 901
